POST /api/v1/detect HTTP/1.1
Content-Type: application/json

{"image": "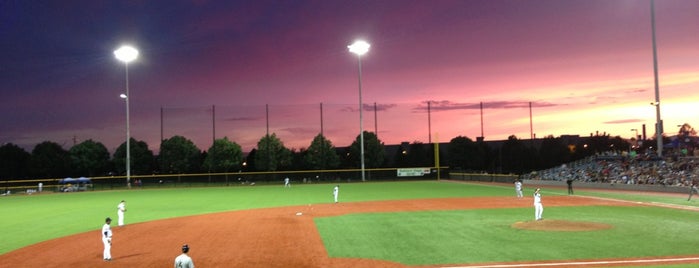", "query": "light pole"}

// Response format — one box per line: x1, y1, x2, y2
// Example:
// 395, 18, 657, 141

114, 45, 139, 188
650, 0, 663, 157
348, 40, 370, 182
